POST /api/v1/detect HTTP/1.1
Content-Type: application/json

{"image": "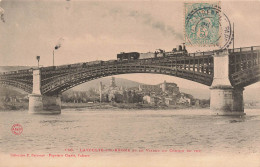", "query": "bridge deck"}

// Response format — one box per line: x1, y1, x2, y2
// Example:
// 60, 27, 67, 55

0, 46, 259, 95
